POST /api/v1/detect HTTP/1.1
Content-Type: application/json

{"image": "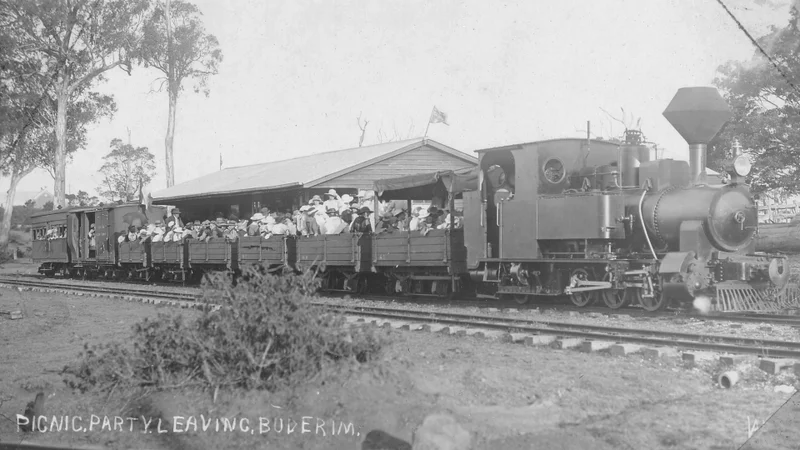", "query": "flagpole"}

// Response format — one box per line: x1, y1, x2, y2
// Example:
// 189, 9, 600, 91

424, 106, 434, 138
